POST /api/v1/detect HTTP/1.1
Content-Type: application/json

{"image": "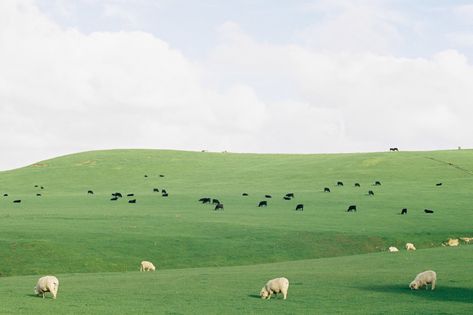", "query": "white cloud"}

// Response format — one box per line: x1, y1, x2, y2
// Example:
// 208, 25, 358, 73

1, 1, 473, 170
